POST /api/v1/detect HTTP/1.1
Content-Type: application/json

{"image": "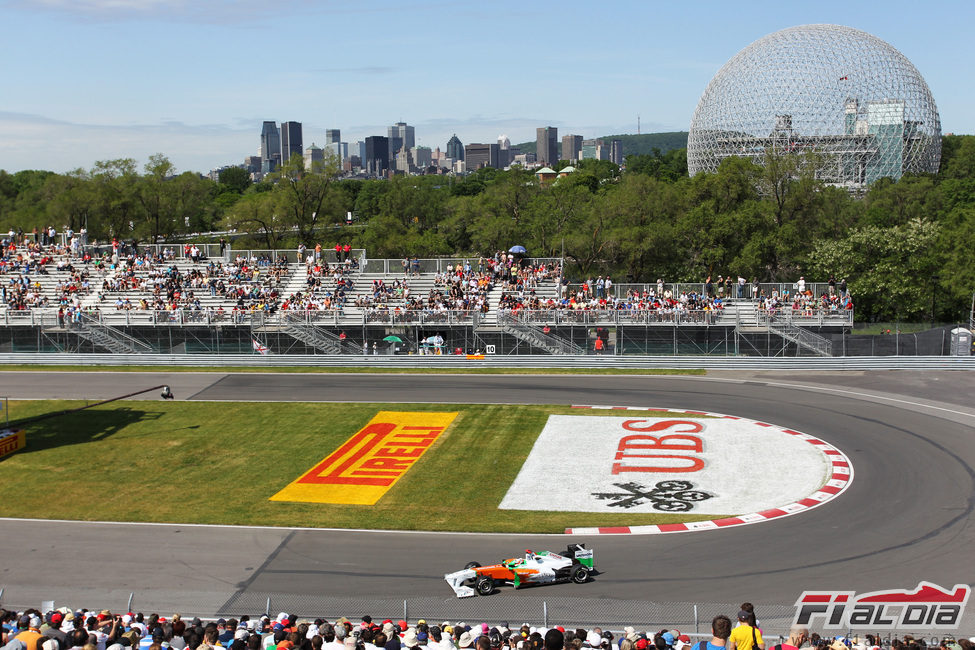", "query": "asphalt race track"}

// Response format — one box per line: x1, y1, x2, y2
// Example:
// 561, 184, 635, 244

1, 370, 974, 621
